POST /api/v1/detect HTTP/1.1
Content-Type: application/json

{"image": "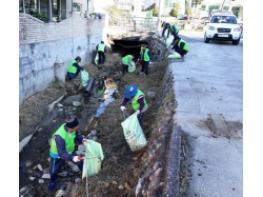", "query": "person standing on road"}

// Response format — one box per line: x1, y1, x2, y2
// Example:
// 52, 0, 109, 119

48, 116, 87, 191
120, 84, 148, 123
172, 37, 189, 58
139, 44, 151, 75
96, 41, 106, 64
66, 56, 82, 80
